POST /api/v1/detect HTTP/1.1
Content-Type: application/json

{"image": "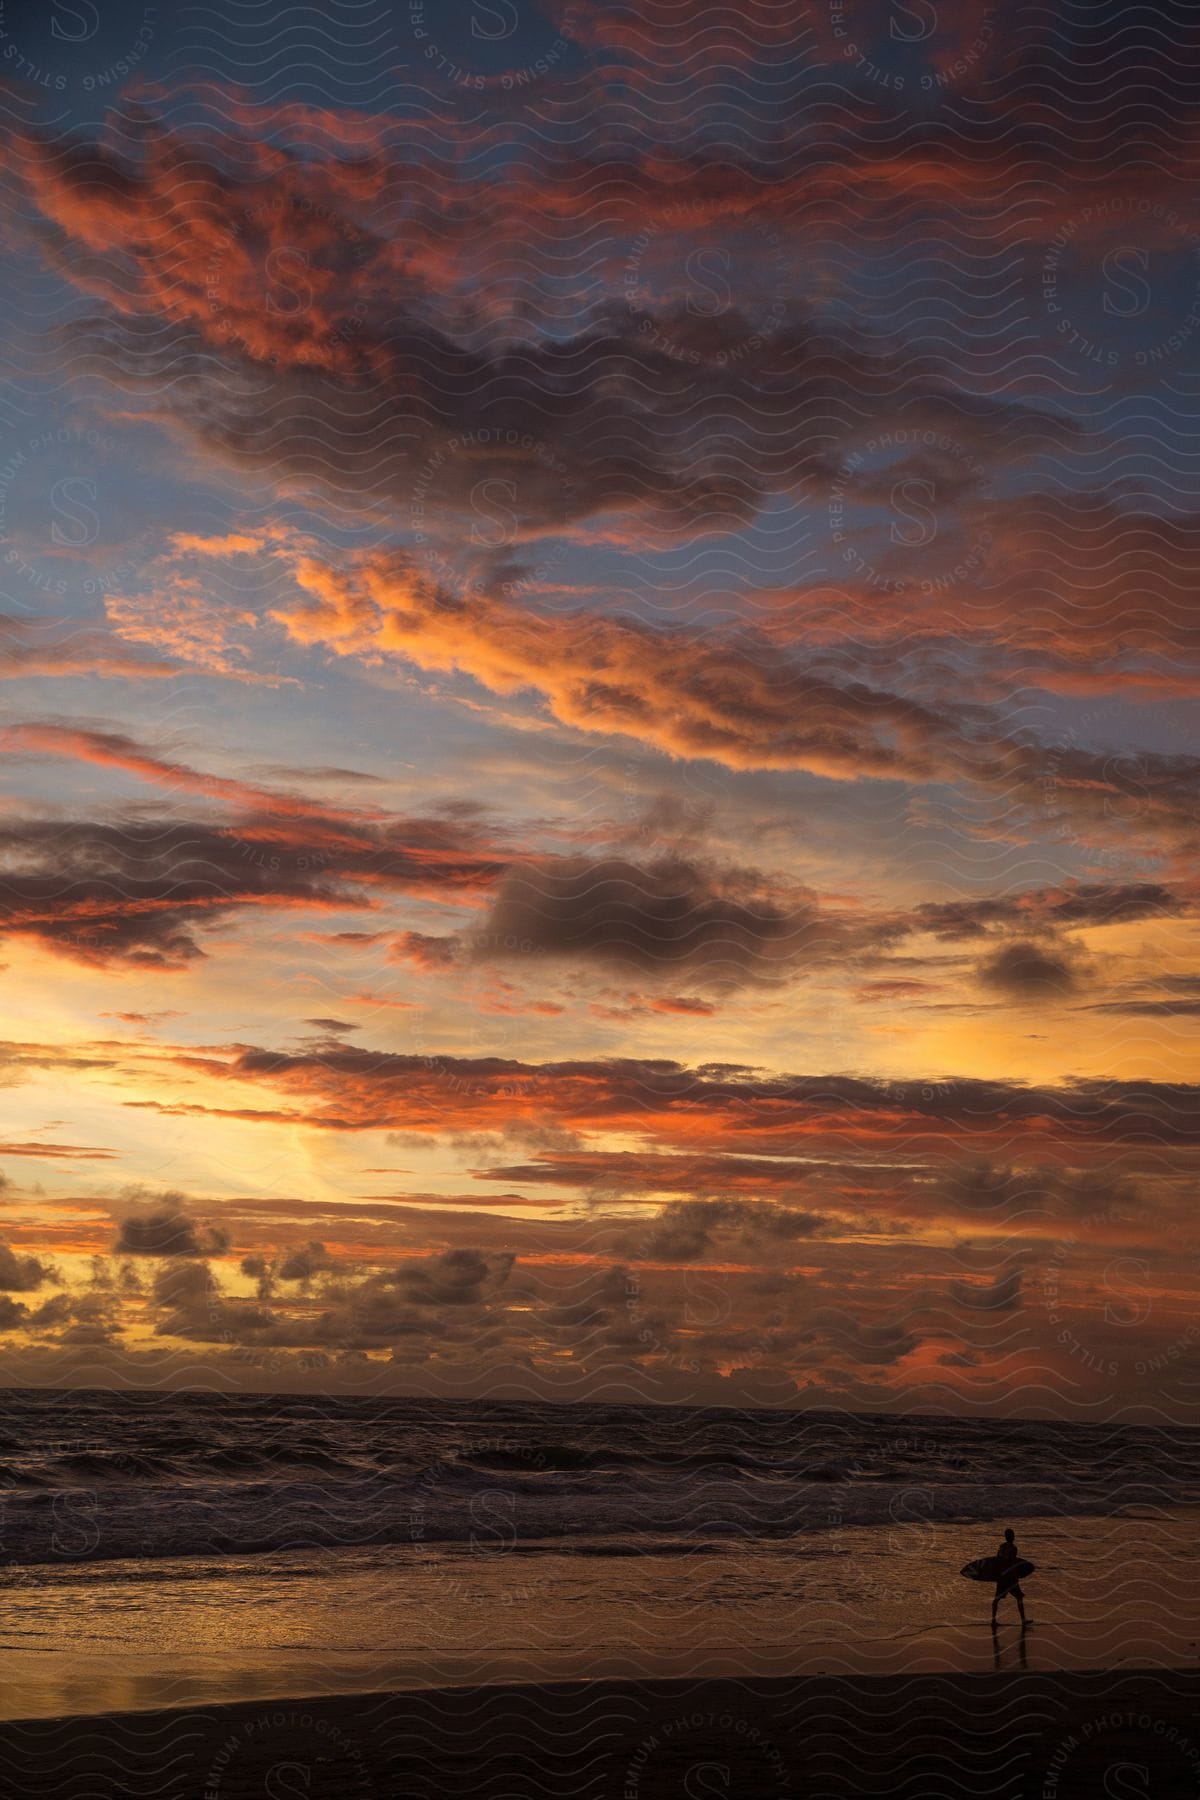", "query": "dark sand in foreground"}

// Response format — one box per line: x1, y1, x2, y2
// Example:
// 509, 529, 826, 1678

2, 1670, 1198, 1799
